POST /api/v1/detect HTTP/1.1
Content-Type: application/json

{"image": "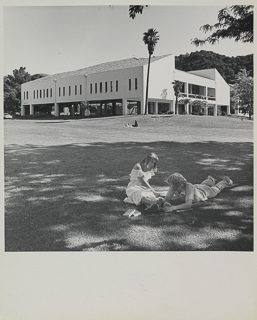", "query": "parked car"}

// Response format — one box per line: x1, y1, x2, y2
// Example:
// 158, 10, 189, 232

4, 113, 13, 119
